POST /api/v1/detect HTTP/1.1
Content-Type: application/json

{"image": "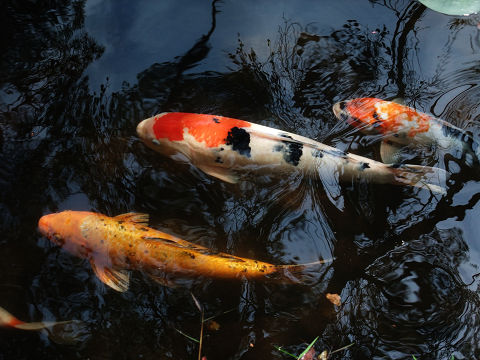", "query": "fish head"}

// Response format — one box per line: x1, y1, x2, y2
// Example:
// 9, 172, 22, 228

333, 97, 389, 135
137, 112, 253, 161
38, 211, 93, 257
136, 113, 193, 157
